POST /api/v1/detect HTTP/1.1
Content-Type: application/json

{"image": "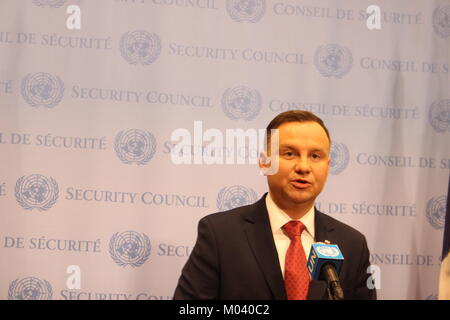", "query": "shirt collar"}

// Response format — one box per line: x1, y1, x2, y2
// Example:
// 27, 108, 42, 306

265, 192, 315, 238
